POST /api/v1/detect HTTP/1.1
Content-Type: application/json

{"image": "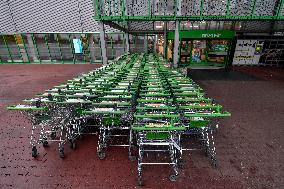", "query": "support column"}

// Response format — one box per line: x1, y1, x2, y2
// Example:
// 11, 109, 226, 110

27, 34, 39, 62
144, 35, 148, 53
154, 34, 158, 53
173, 0, 181, 68
124, 32, 130, 53
163, 21, 167, 57
99, 21, 108, 64
16, 35, 29, 62
89, 34, 96, 63
173, 21, 180, 68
